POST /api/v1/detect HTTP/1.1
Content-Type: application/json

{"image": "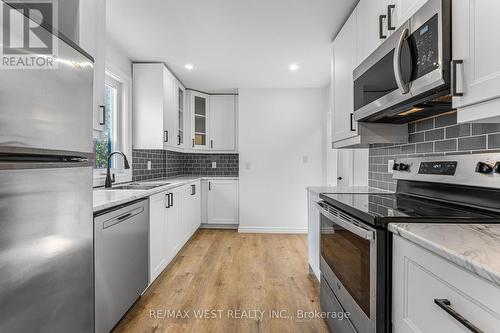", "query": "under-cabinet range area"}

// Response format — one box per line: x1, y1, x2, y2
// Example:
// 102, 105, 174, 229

1, 0, 500, 332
